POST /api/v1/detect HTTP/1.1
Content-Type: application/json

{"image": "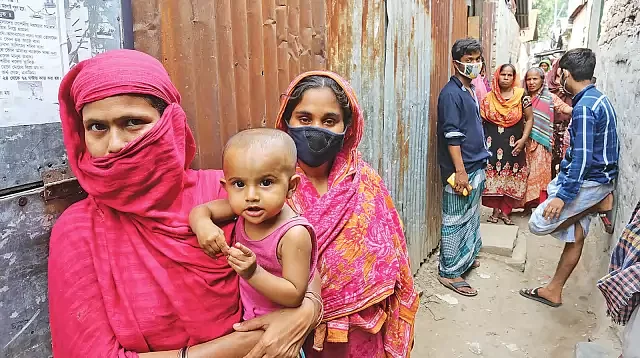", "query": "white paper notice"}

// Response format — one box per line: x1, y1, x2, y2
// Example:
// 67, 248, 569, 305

0, 0, 63, 127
